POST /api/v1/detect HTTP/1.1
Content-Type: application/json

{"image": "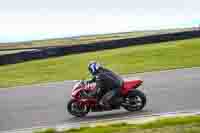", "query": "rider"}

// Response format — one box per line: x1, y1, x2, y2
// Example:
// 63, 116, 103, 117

87, 61, 124, 109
